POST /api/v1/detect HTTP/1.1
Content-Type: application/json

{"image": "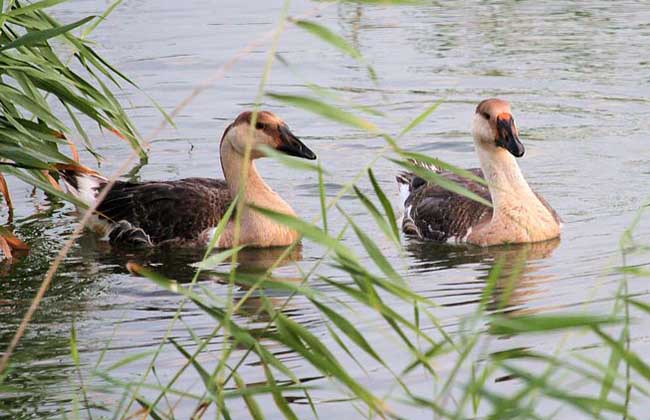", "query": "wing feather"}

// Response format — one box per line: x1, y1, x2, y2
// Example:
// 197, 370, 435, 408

96, 177, 232, 245
403, 168, 491, 242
